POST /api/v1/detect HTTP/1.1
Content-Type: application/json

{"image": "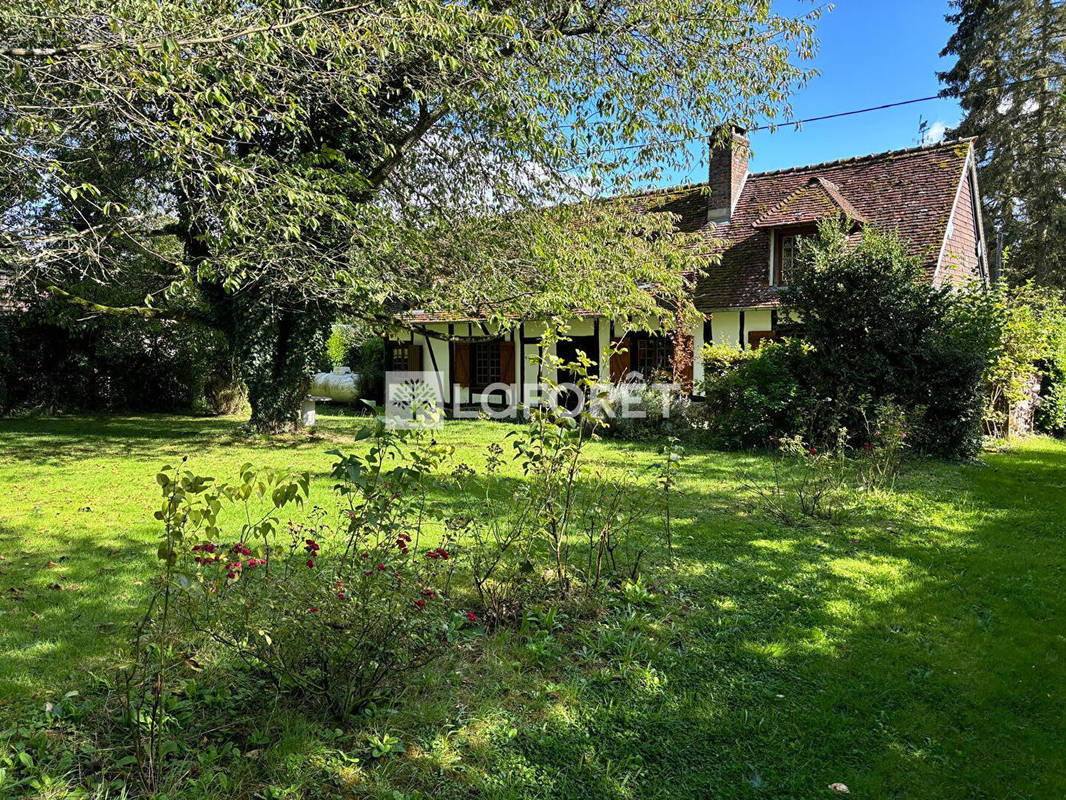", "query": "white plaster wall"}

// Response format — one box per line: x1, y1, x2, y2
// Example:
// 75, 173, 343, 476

692, 319, 705, 387
746, 309, 773, 340
711, 310, 742, 348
